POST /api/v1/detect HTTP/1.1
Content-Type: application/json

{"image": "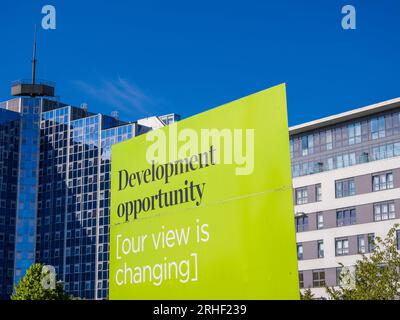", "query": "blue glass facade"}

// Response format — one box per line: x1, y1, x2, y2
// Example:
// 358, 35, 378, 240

0, 95, 179, 299
37, 105, 70, 293
0, 107, 21, 299
97, 125, 135, 298
14, 98, 41, 284
37, 107, 137, 299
